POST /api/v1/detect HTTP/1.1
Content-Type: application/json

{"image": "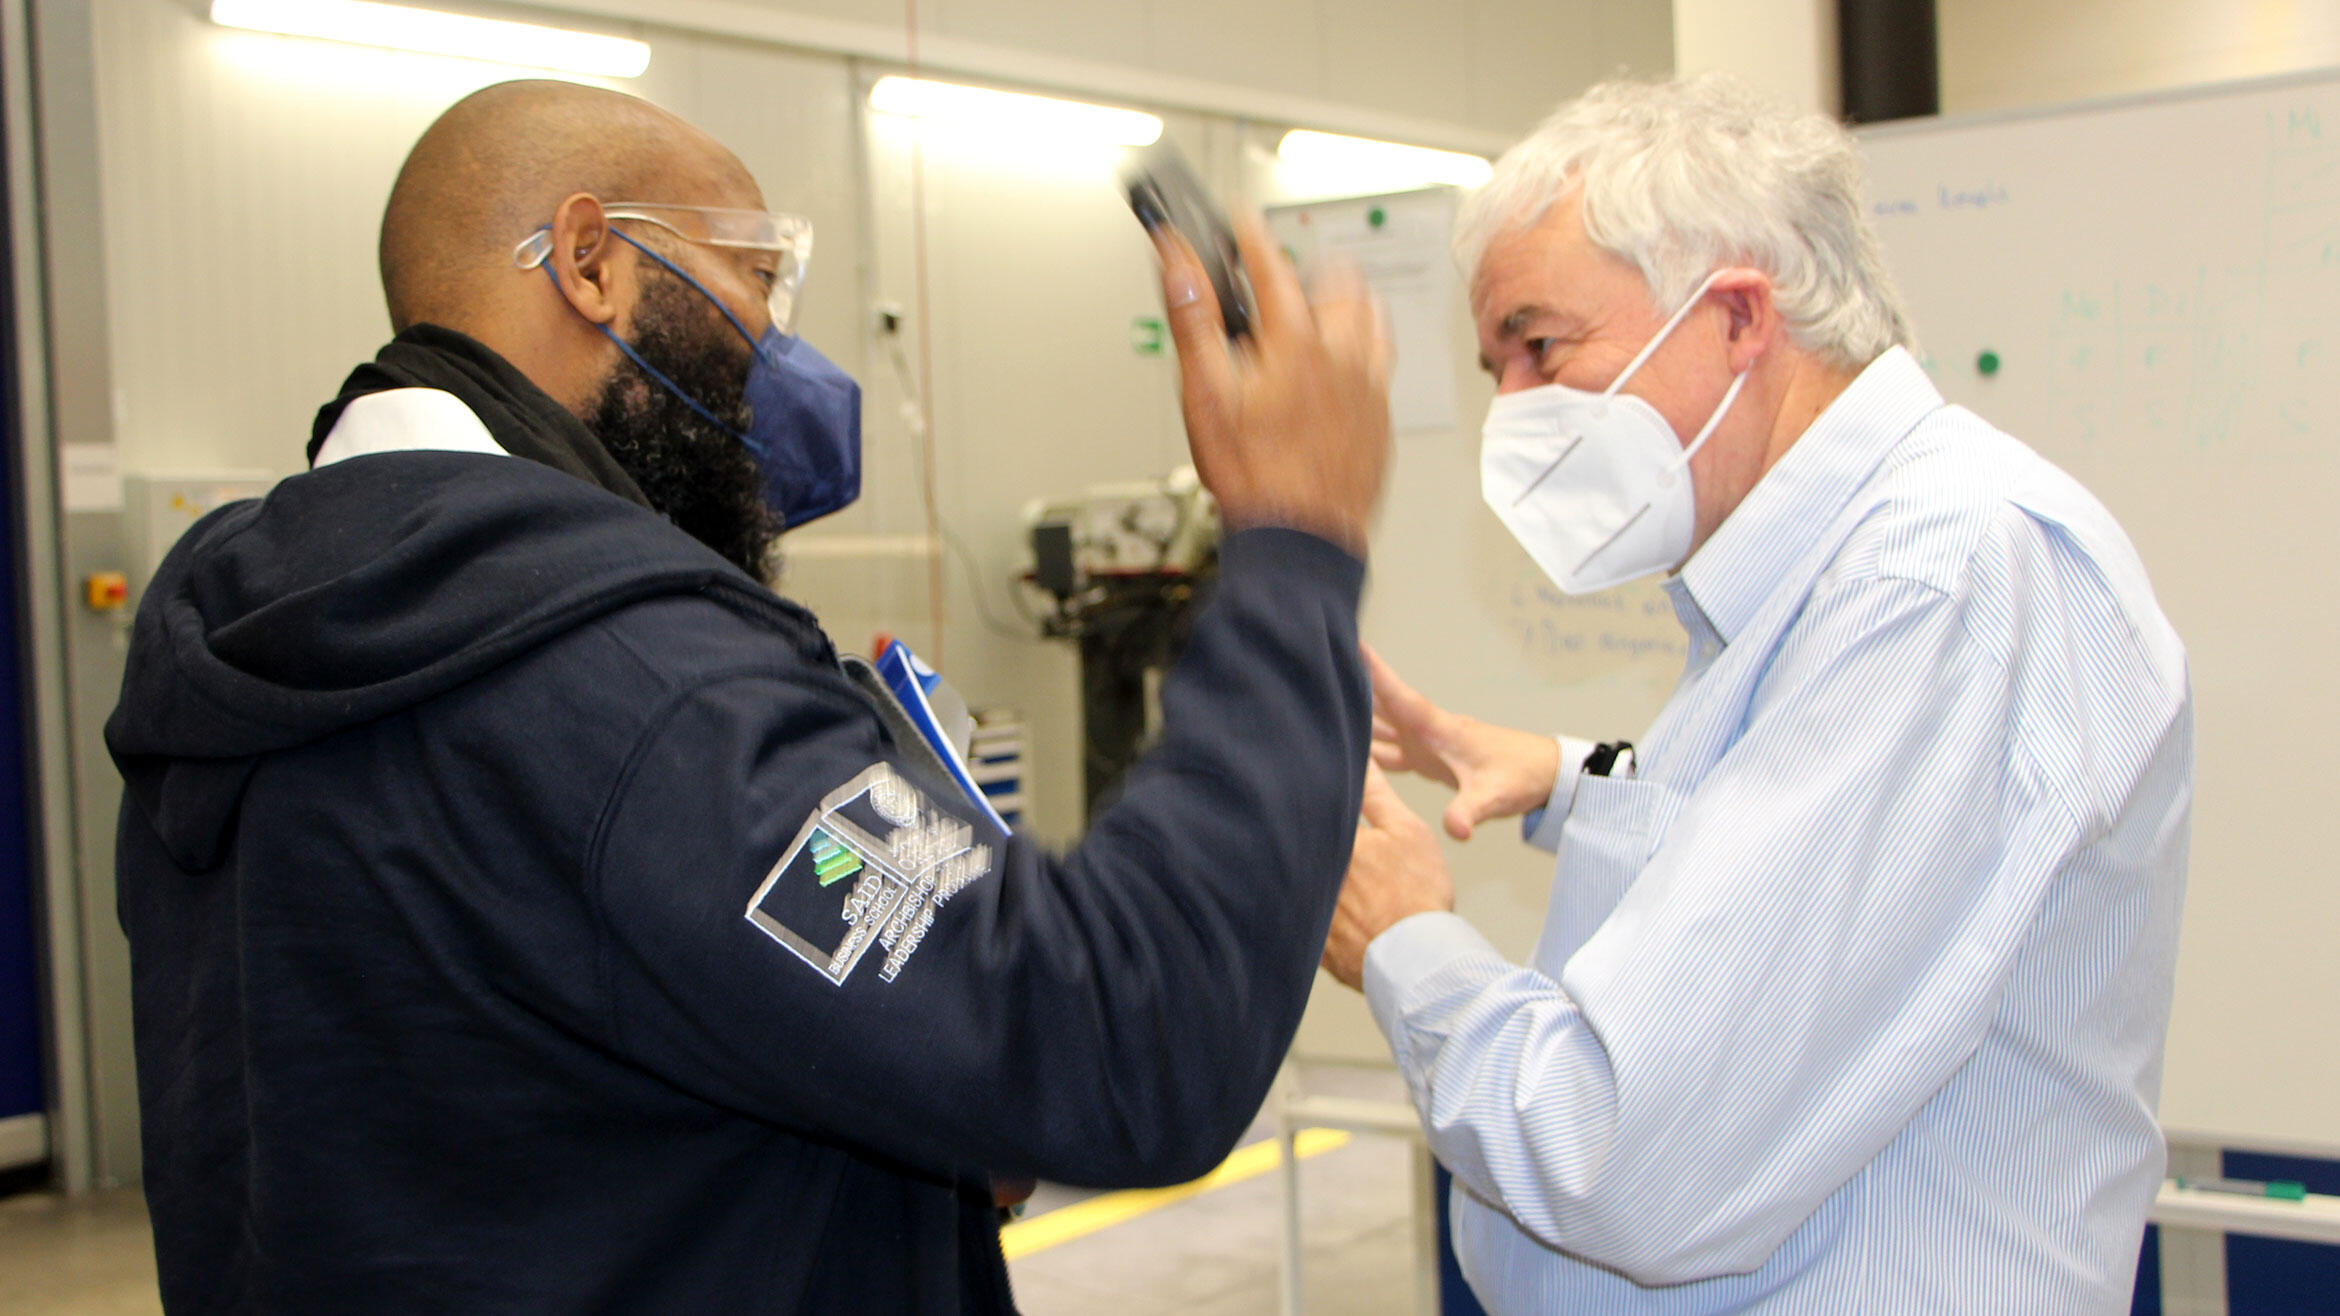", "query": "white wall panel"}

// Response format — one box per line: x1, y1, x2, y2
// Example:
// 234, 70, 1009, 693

1151, 0, 1333, 105
922, 0, 1155, 72
1323, 2, 1473, 128
1672, 0, 1836, 113
715, 0, 907, 27
93, 2, 620, 478
1592, 0, 1681, 87
551, 0, 1672, 139
1466, 0, 1675, 138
